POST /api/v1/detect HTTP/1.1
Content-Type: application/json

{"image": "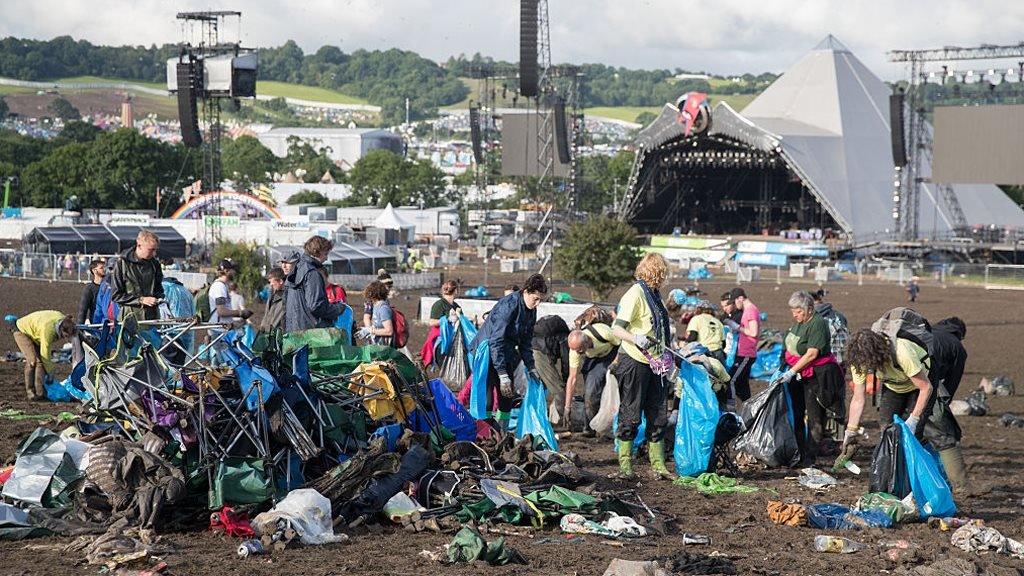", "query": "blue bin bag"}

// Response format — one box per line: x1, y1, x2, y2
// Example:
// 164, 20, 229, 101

59, 359, 92, 402
723, 327, 738, 371
468, 340, 491, 419
437, 315, 456, 357
673, 362, 720, 477
896, 415, 956, 518
465, 285, 489, 298
242, 324, 257, 348
806, 504, 893, 530
516, 375, 558, 451
333, 305, 354, 346
751, 342, 783, 380
44, 374, 72, 402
